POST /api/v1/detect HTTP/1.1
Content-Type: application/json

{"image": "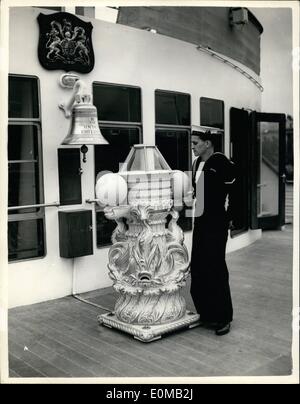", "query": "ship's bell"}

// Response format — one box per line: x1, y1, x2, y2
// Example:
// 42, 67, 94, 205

61, 94, 108, 146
